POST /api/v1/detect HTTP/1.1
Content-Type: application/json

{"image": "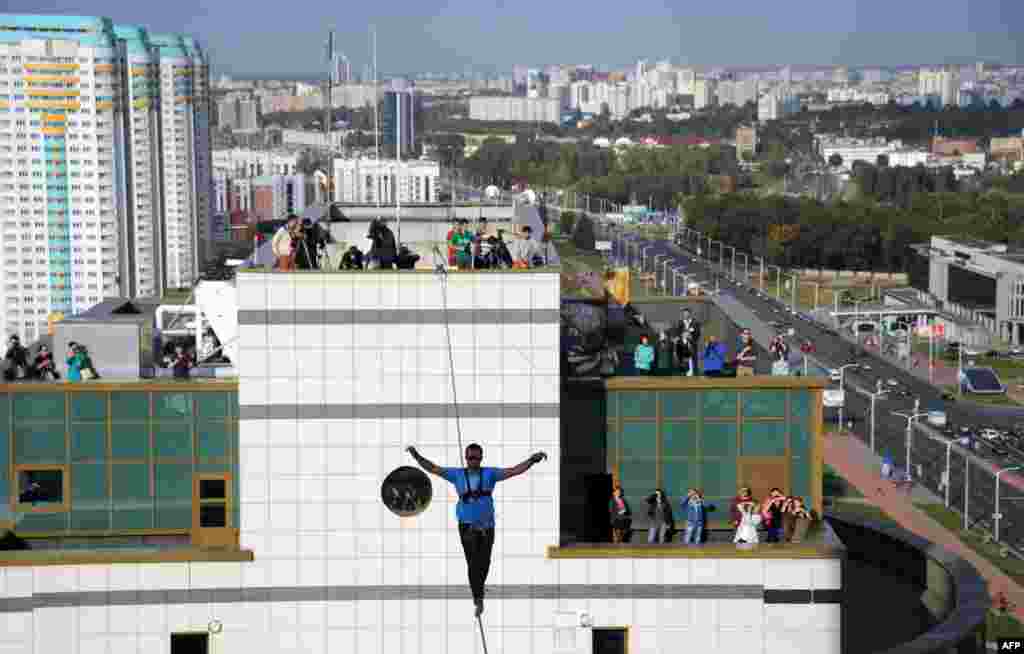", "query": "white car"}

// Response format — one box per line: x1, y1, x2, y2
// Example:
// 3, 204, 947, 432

962, 346, 986, 356
980, 428, 1002, 441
